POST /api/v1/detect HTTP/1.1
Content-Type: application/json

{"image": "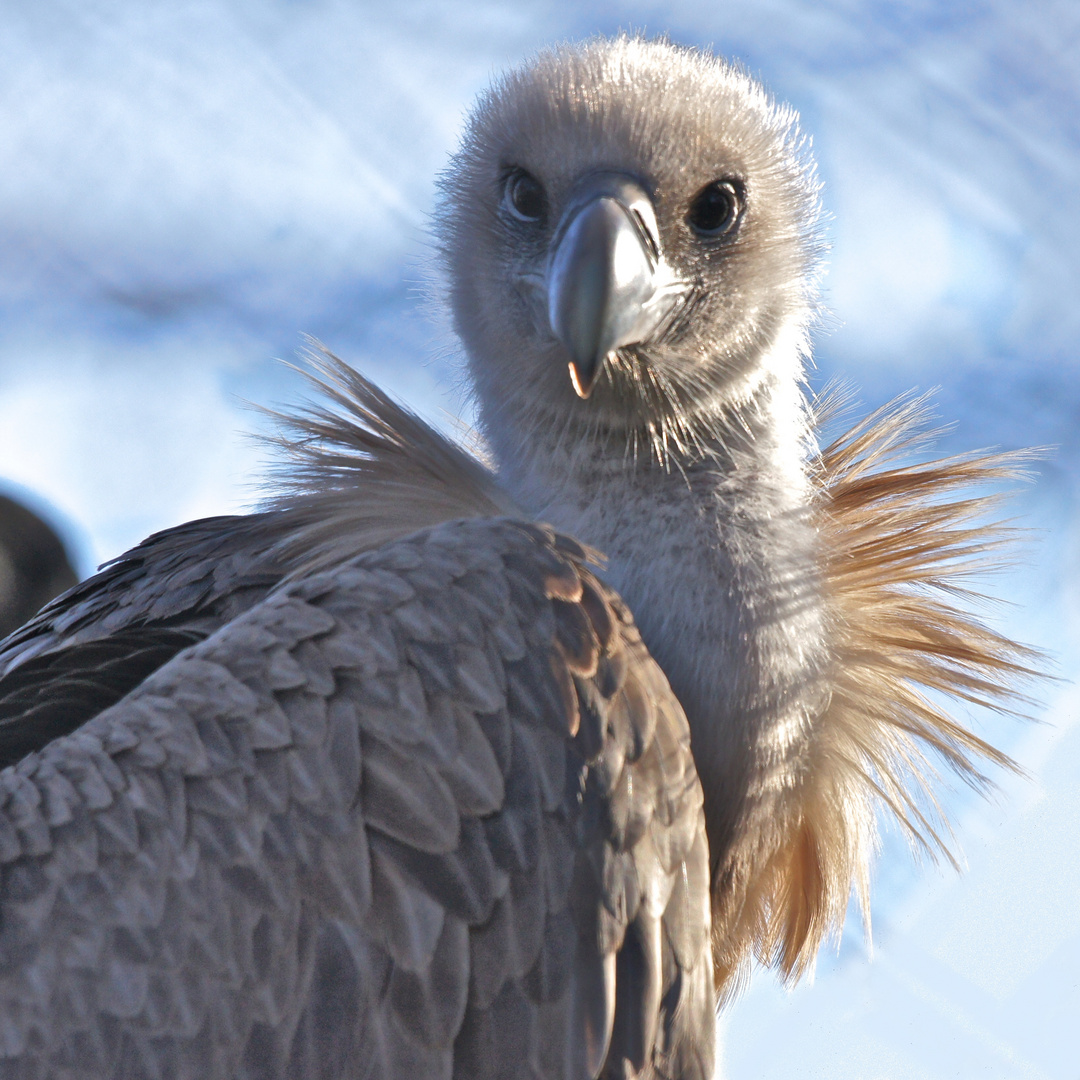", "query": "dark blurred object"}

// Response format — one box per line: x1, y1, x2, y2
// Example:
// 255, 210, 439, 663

0, 495, 78, 640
